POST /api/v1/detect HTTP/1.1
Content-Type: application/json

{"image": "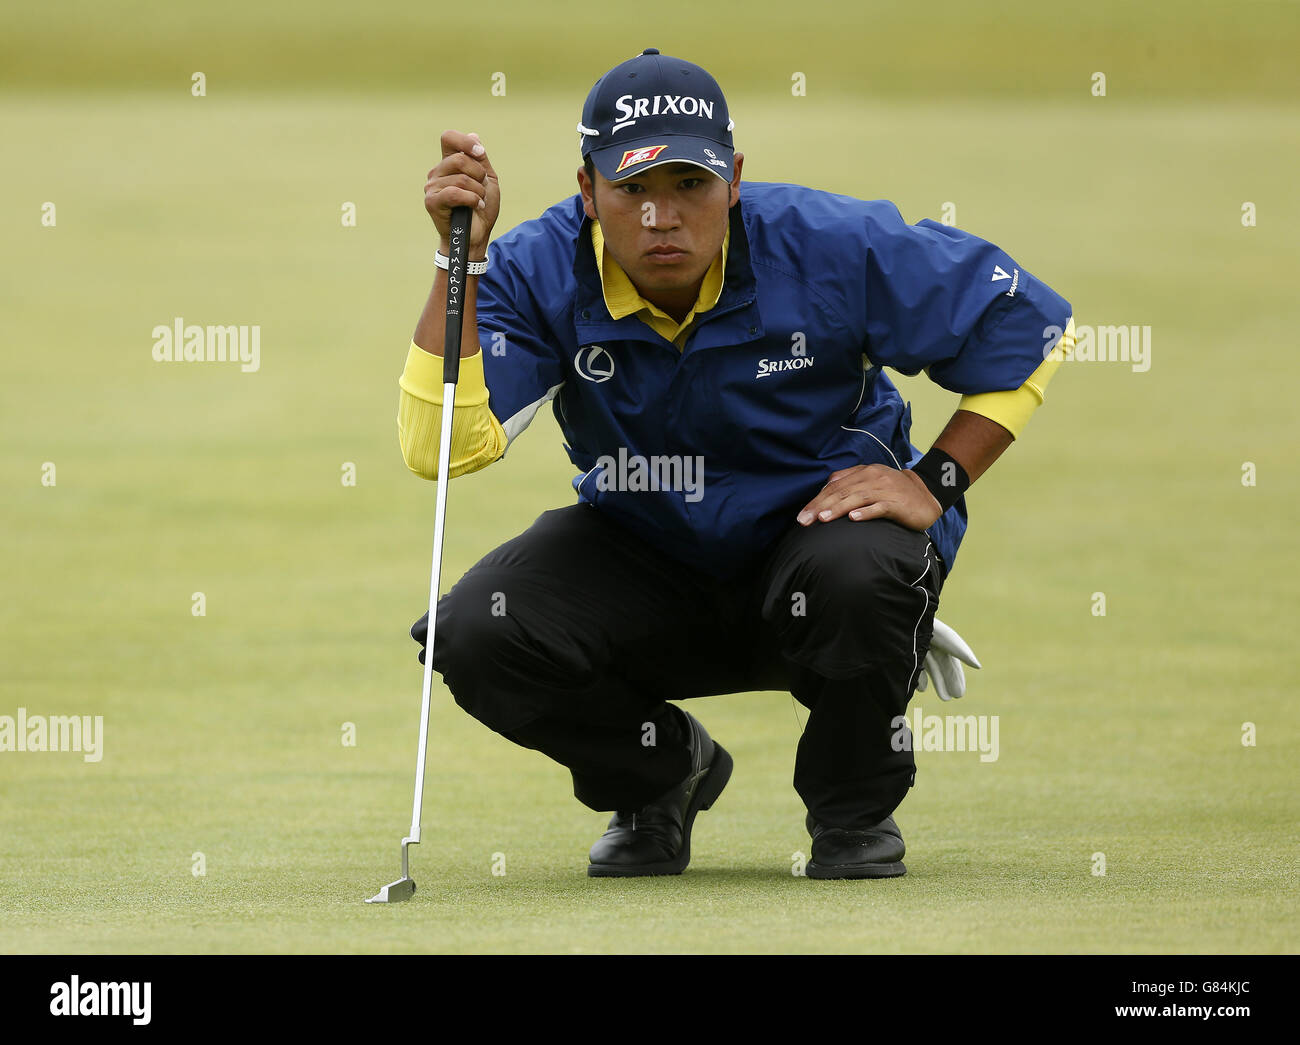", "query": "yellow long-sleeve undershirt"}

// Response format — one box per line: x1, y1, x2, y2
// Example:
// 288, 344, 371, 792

396, 226, 1072, 479
397, 347, 508, 480
958, 316, 1075, 438
396, 218, 726, 480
